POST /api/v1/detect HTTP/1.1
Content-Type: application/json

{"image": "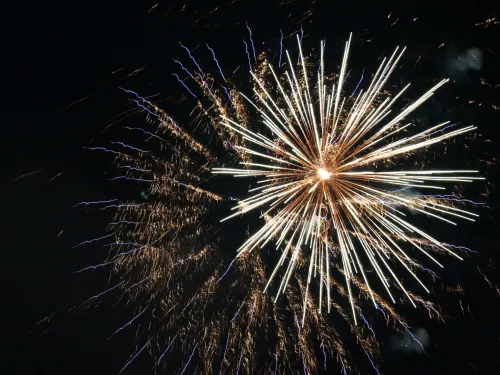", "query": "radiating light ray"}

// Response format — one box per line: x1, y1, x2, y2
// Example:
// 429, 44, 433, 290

213, 35, 481, 324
